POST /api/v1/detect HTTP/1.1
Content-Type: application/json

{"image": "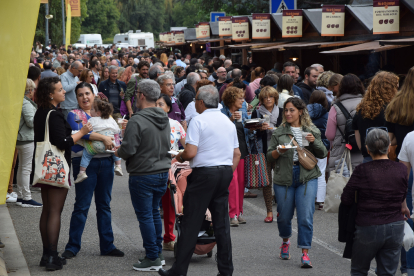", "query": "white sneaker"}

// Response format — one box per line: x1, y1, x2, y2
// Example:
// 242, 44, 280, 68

74, 171, 88, 184
6, 193, 17, 203
10, 192, 17, 198
114, 165, 123, 176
